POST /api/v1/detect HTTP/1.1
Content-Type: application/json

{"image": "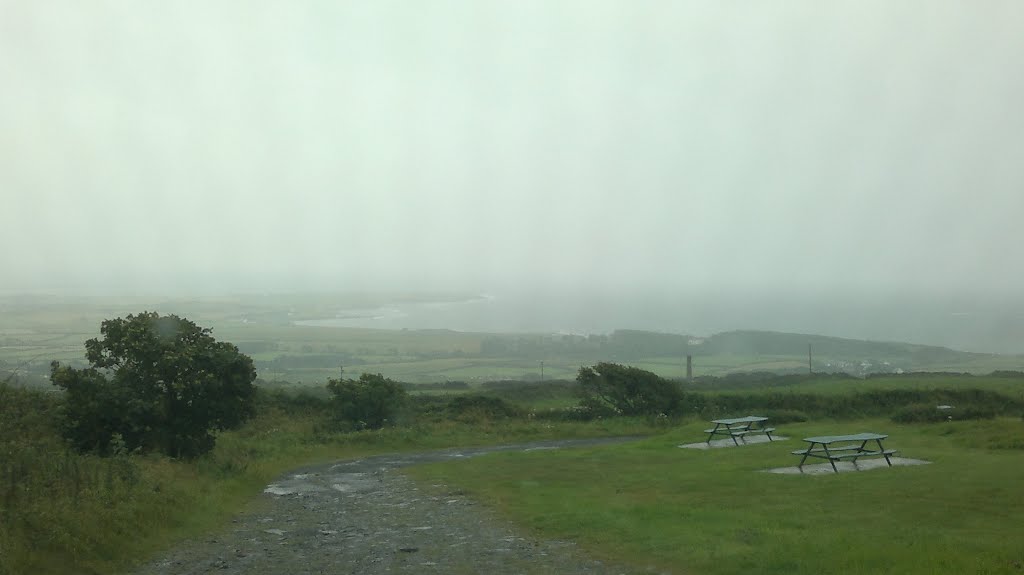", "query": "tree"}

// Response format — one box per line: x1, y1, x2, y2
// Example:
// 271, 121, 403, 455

326, 372, 407, 430
576, 362, 683, 416
50, 312, 256, 458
